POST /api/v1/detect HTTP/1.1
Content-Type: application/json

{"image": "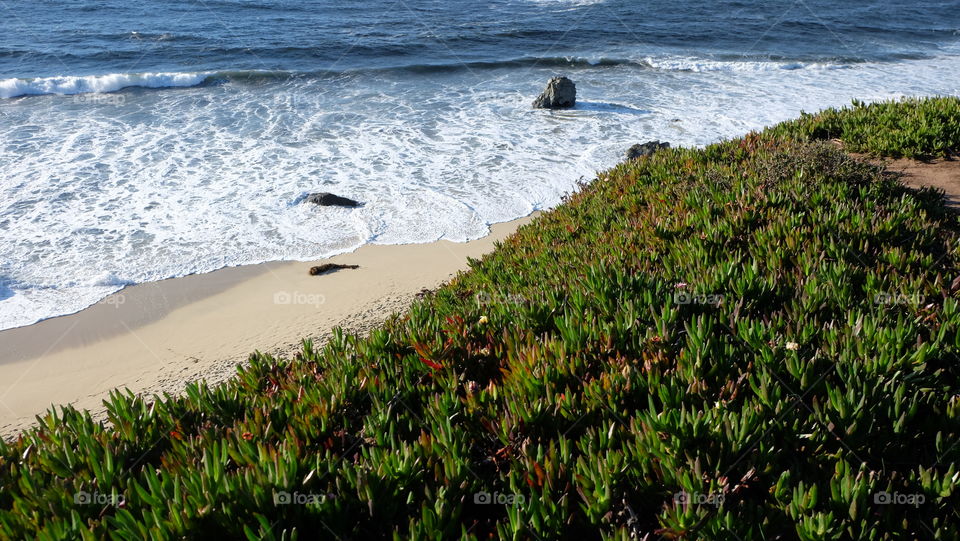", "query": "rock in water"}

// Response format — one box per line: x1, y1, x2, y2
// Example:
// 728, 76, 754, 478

306, 192, 361, 207
532, 76, 576, 109
626, 140, 671, 160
